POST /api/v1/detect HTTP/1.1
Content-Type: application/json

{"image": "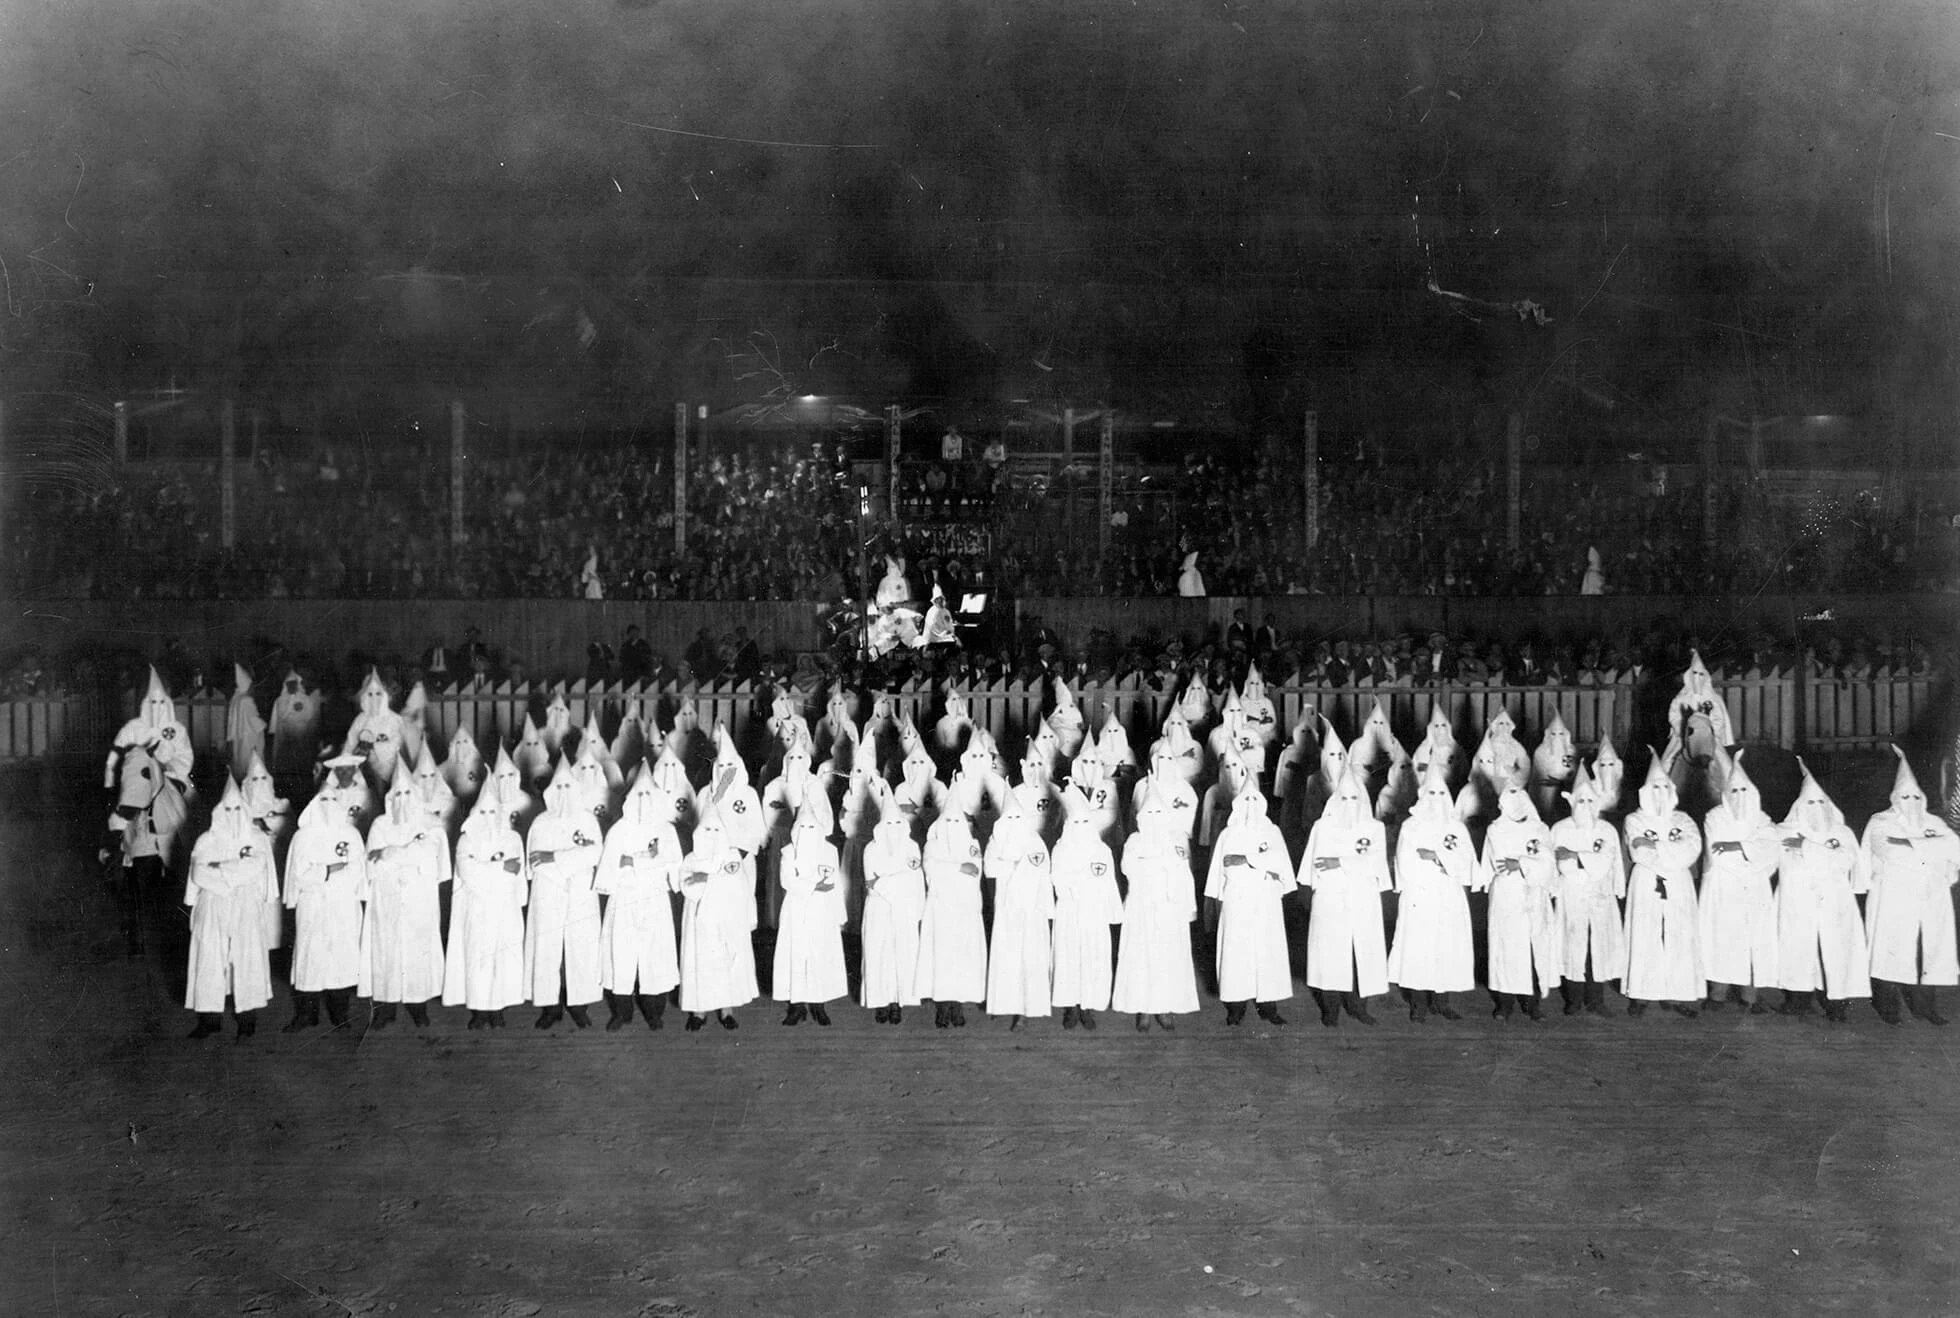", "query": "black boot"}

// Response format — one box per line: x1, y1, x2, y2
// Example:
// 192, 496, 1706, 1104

1224, 1002, 1247, 1027
188, 1013, 222, 1039
1561, 979, 1584, 1017
1007, 1014, 1025, 1031
1668, 1001, 1700, 1019
1433, 993, 1460, 1021
1746, 992, 1769, 1016
467, 1011, 489, 1030
1062, 1006, 1081, 1030
323, 989, 352, 1028
370, 1002, 398, 1031
1314, 989, 1339, 1028
604, 992, 632, 1031
638, 994, 666, 1030
566, 1004, 592, 1029
935, 1002, 951, 1029
1407, 990, 1429, 1023
717, 1010, 739, 1030
949, 1003, 967, 1028
1255, 1002, 1287, 1027
405, 1002, 430, 1027
1523, 994, 1545, 1022
874, 1006, 891, 1024
1344, 992, 1376, 1026
1779, 990, 1815, 1017
486, 1010, 506, 1028
809, 1004, 831, 1027
1585, 981, 1609, 1017
235, 1010, 257, 1039
782, 1003, 808, 1026
1134, 1013, 1150, 1033
535, 1005, 564, 1030
282, 992, 319, 1033
685, 1013, 706, 1032
1492, 993, 1515, 1021
1873, 980, 1904, 1026
1154, 1014, 1176, 1031
1822, 996, 1849, 1023
888, 1005, 902, 1026
1079, 1008, 1098, 1031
